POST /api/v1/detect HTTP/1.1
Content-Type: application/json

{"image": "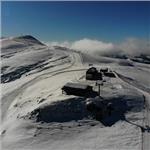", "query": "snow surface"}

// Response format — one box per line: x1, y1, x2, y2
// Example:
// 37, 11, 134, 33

1, 35, 150, 150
